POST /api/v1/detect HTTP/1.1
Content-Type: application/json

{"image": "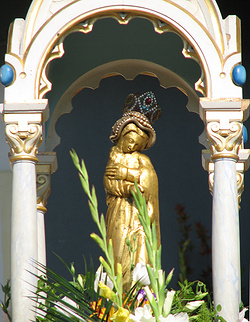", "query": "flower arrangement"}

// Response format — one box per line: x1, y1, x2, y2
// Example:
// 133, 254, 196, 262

2, 149, 247, 322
